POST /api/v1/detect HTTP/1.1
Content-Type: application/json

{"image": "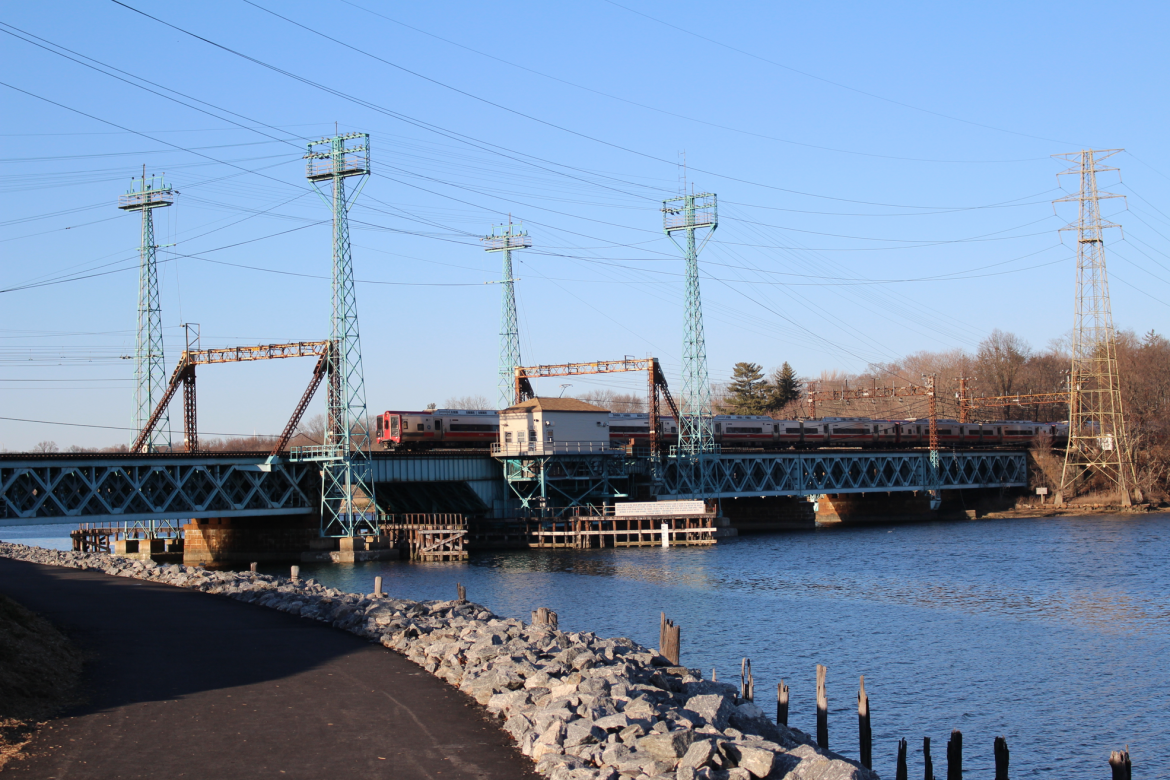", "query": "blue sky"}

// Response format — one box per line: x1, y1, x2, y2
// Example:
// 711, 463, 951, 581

2, 0, 1169, 449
